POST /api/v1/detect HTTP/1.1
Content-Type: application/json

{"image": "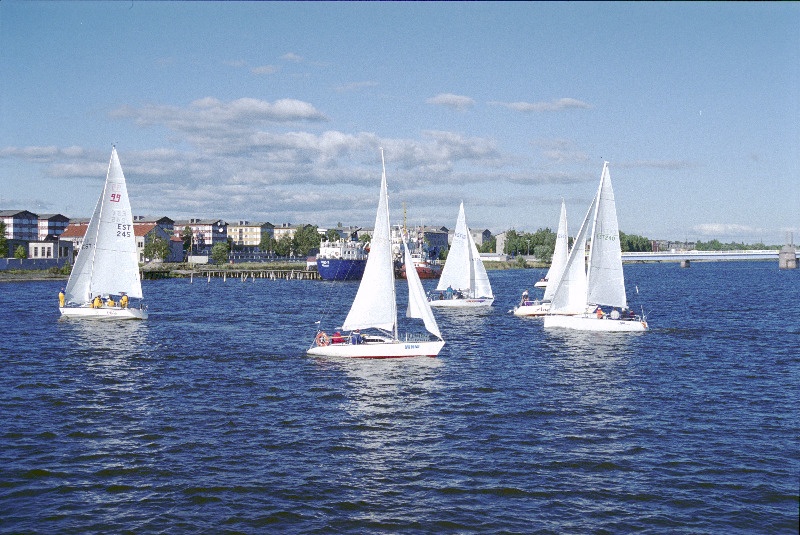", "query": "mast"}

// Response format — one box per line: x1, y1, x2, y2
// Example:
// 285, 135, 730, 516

380, 148, 399, 341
